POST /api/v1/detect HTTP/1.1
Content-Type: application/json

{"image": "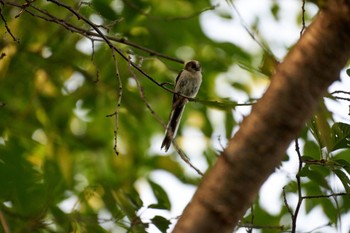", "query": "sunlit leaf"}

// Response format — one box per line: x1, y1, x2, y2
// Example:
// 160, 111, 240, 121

333, 169, 350, 192
330, 122, 350, 151
148, 180, 171, 210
